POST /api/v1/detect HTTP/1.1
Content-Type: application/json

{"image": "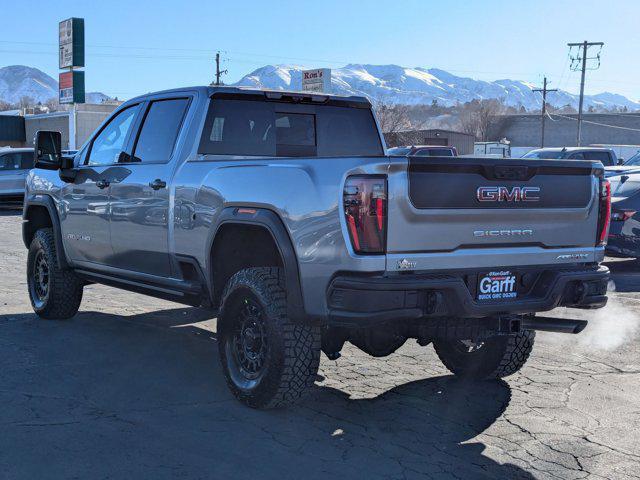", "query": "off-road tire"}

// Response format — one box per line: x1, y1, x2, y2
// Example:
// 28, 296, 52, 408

433, 330, 536, 380
27, 228, 83, 319
217, 267, 321, 409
